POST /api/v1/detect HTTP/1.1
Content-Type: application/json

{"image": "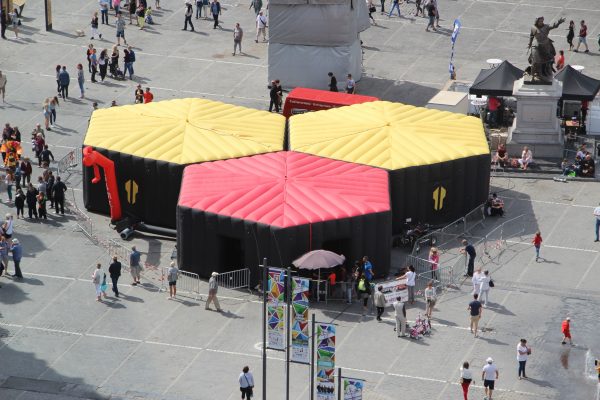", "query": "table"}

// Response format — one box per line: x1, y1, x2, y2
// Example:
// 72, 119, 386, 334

486, 58, 503, 68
